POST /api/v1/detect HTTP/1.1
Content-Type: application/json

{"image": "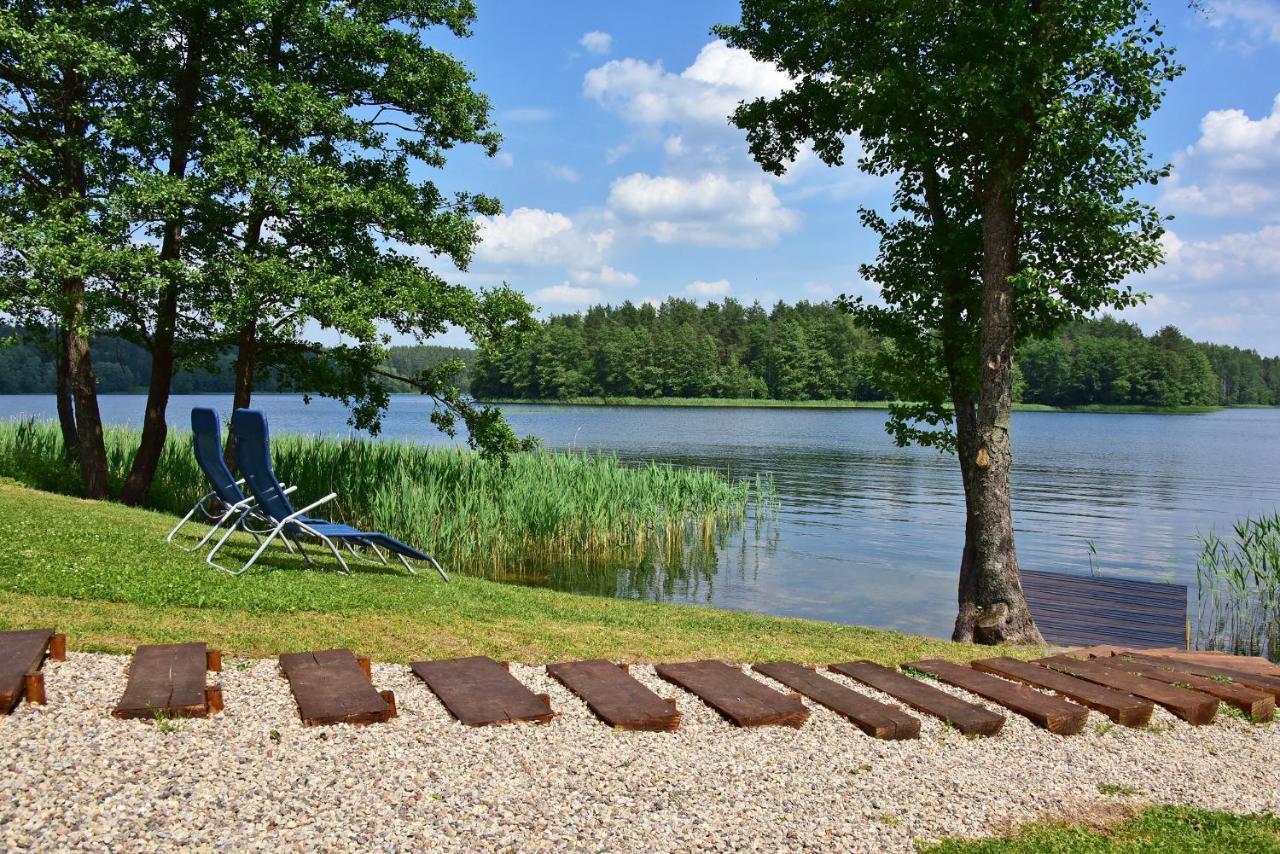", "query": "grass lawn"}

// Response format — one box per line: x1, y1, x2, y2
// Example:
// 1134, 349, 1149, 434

922, 805, 1280, 853
0, 480, 1009, 664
